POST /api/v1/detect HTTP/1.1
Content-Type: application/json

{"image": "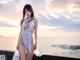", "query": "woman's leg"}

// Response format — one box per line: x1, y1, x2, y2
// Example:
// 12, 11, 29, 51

31, 45, 35, 60
26, 45, 34, 60
25, 48, 34, 60
18, 44, 27, 60
24, 49, 31, 60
